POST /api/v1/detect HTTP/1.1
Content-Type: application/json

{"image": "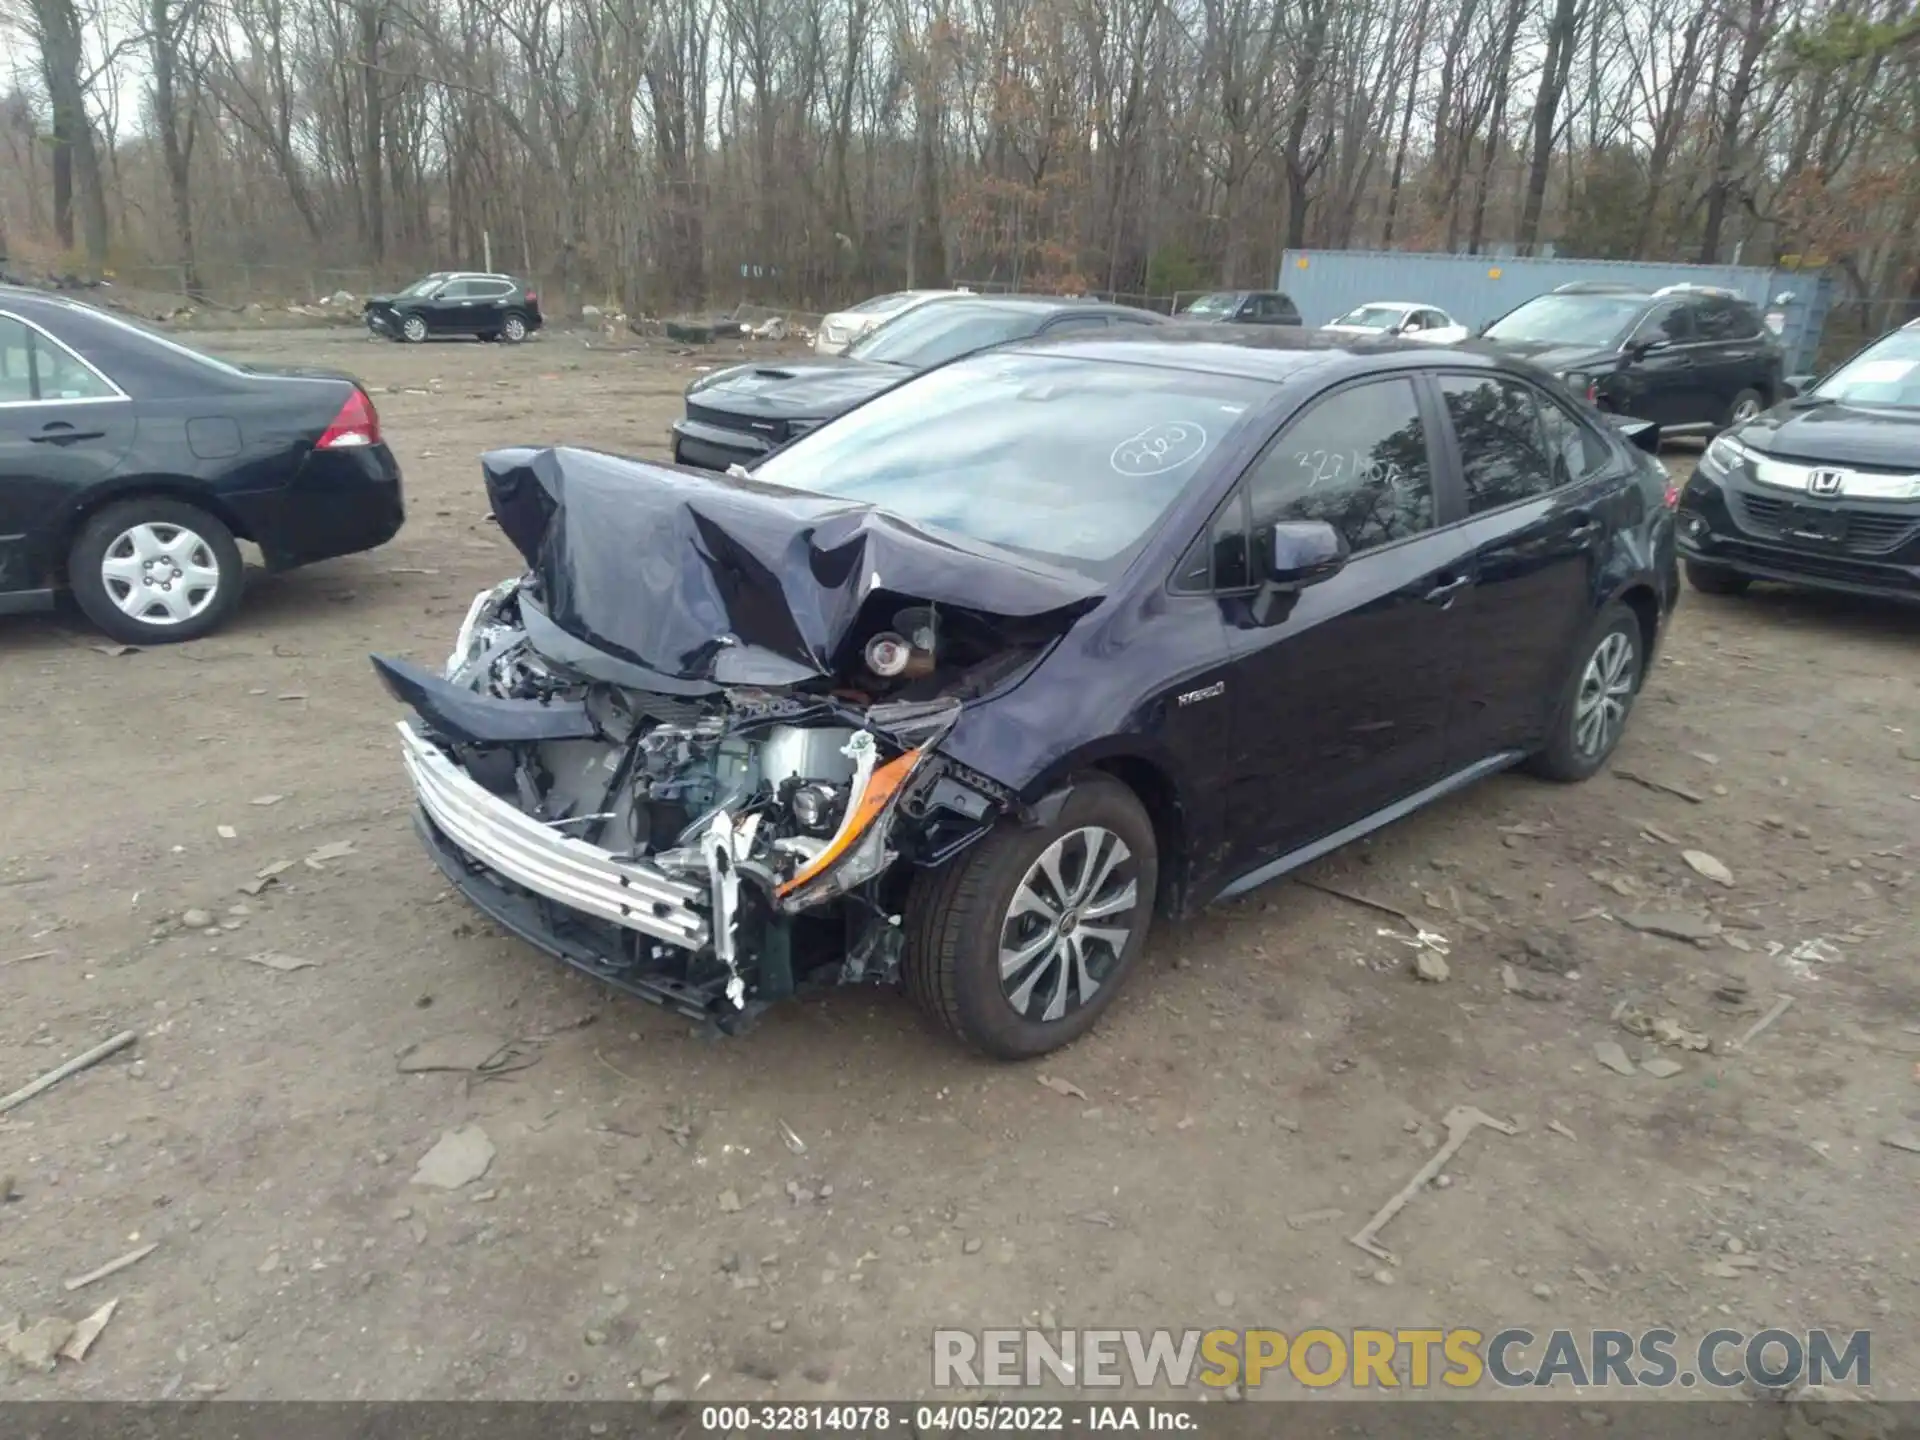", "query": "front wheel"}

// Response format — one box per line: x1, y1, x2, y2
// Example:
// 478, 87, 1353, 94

1525, 603, 1643, 784
400, 314, 428, 343
1722, 388, 1764, 431
904, 773, 1158, 1060
68, 498, 244, 645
